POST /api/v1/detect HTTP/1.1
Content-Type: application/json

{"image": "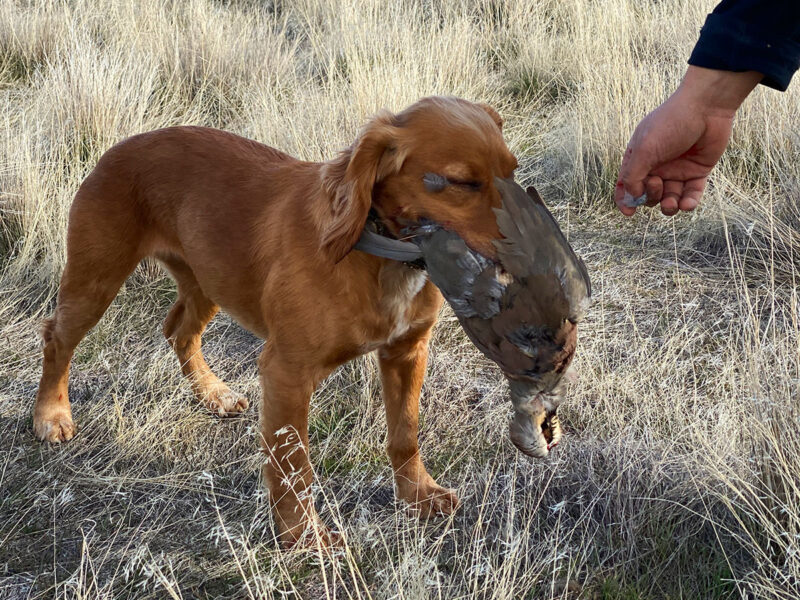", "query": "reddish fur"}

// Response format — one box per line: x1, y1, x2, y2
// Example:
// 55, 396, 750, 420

32, 96, 518, 546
